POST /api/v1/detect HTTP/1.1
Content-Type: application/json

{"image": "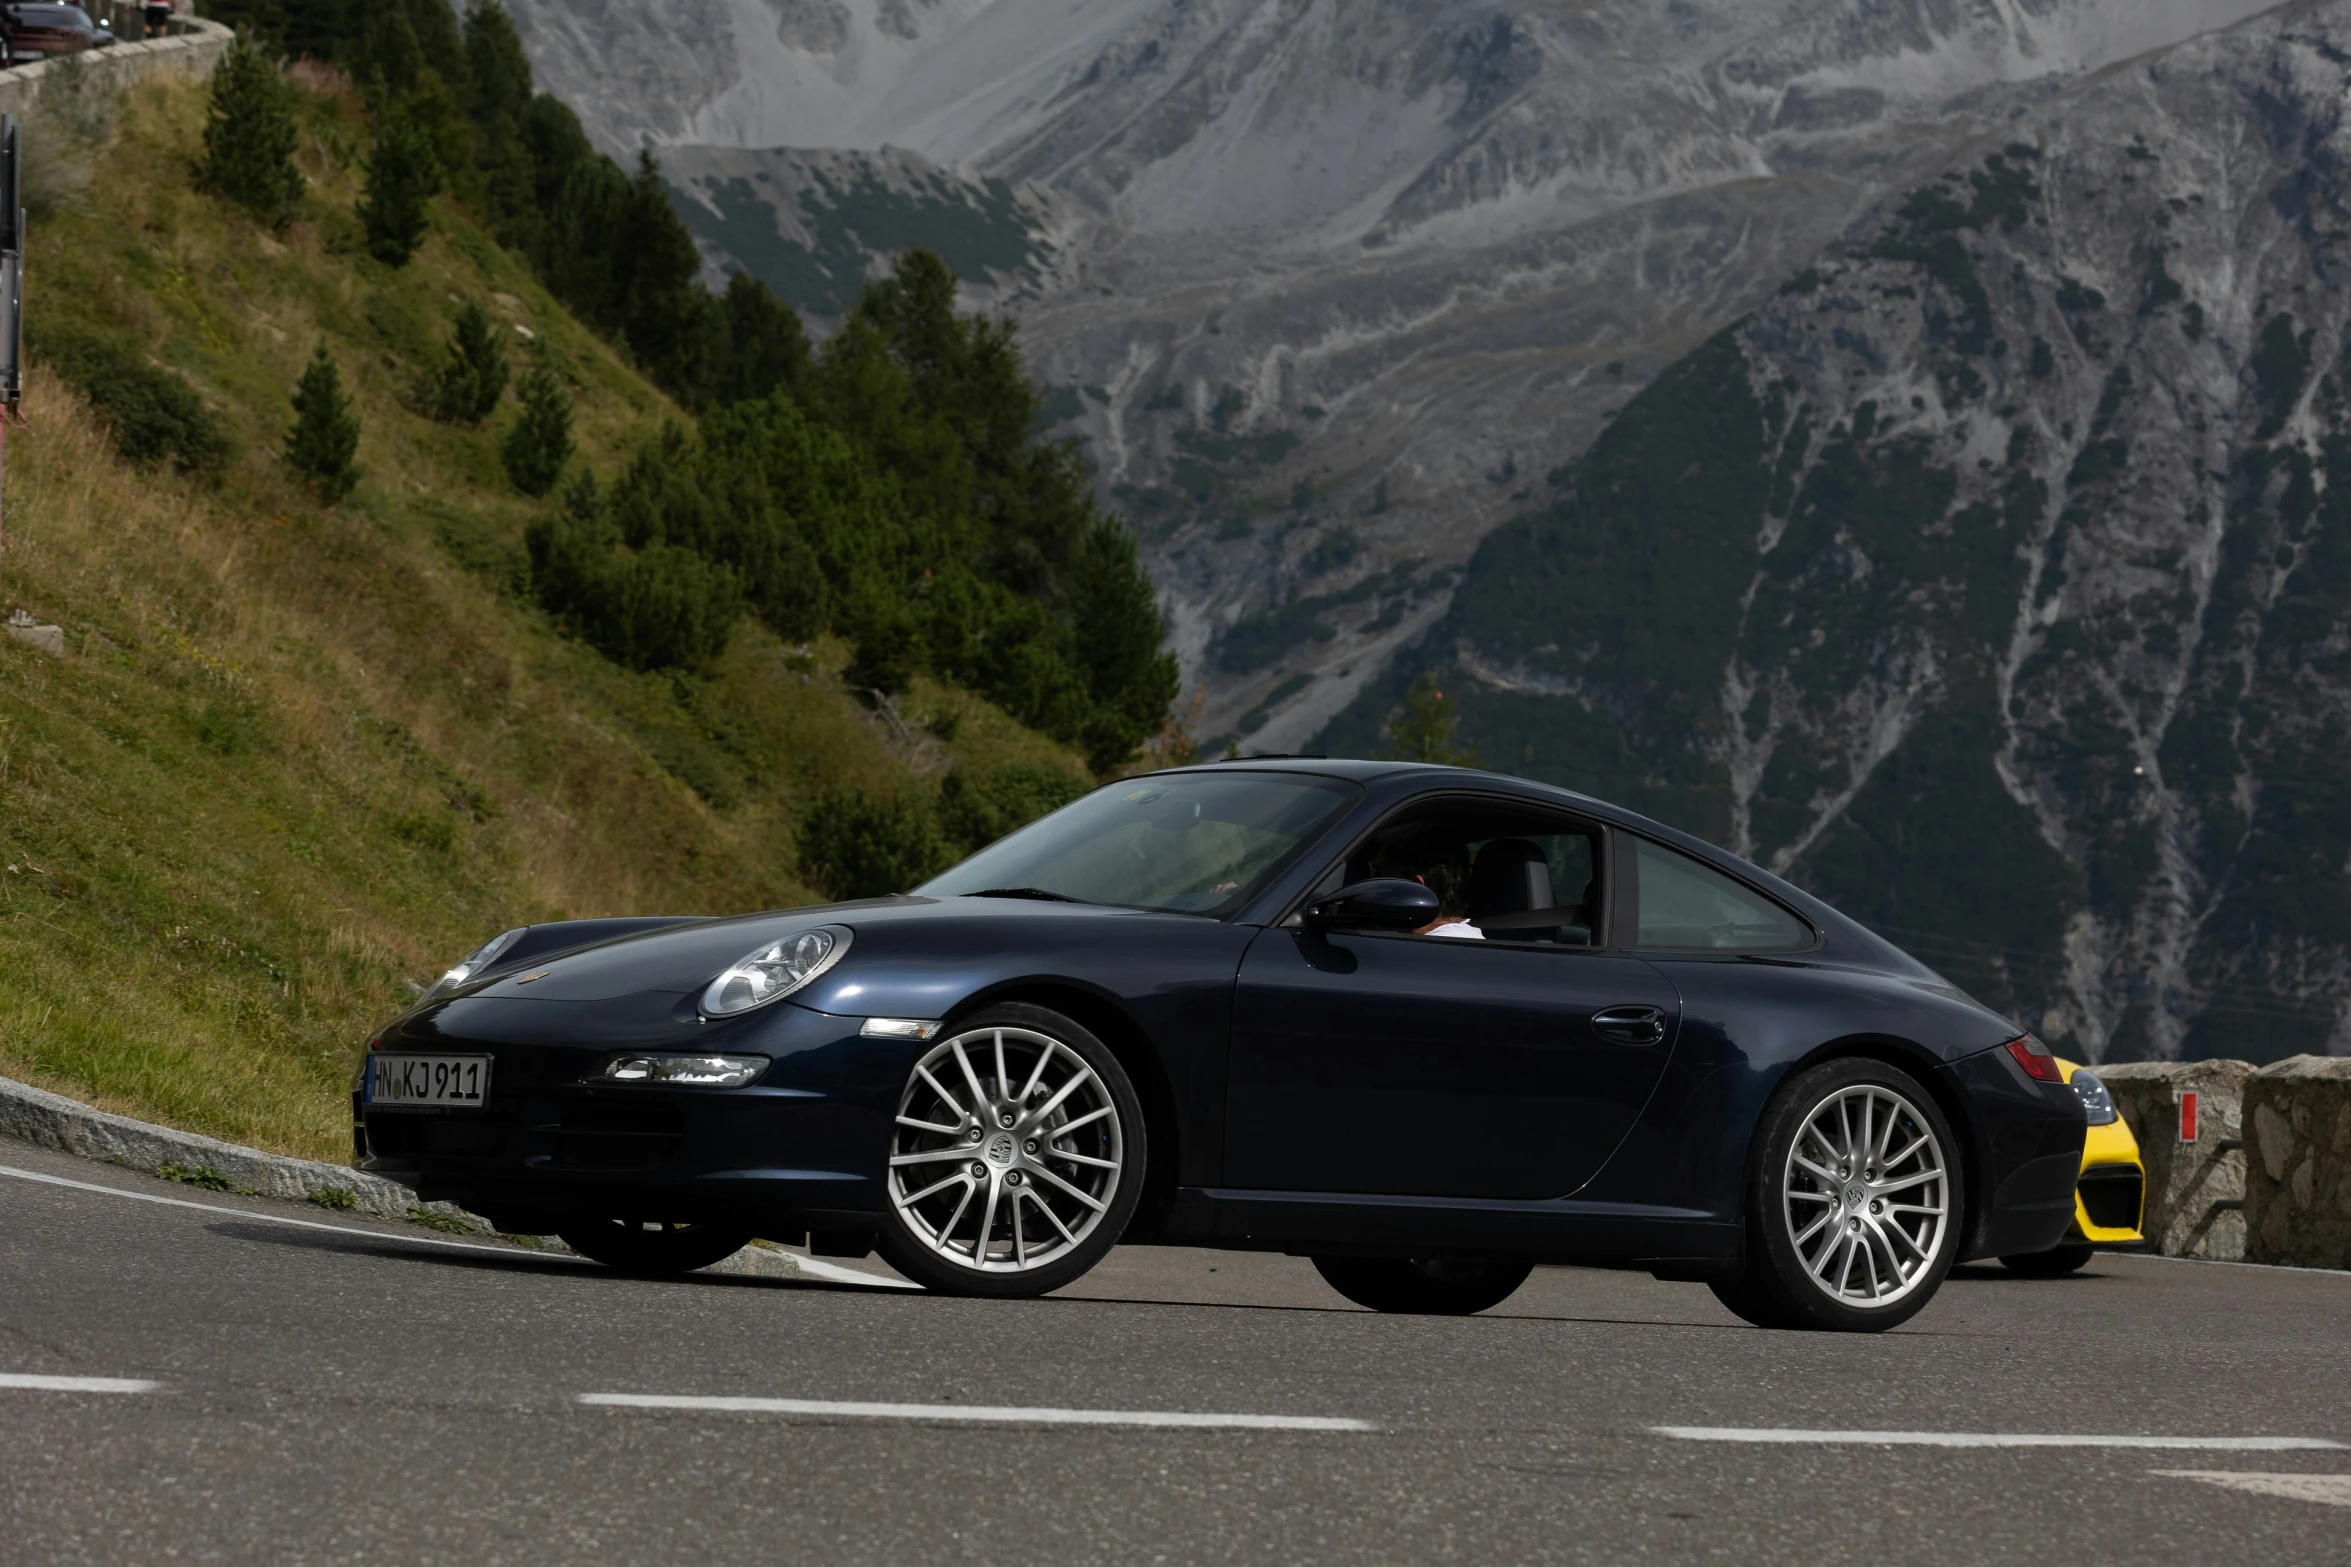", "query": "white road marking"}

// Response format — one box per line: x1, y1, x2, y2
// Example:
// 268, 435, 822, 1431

2153, 1470, 2351, 1508
1655, 1427, 2346, 1450
577, 1392, 1376, 1431
0, 1373, 158, 1394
